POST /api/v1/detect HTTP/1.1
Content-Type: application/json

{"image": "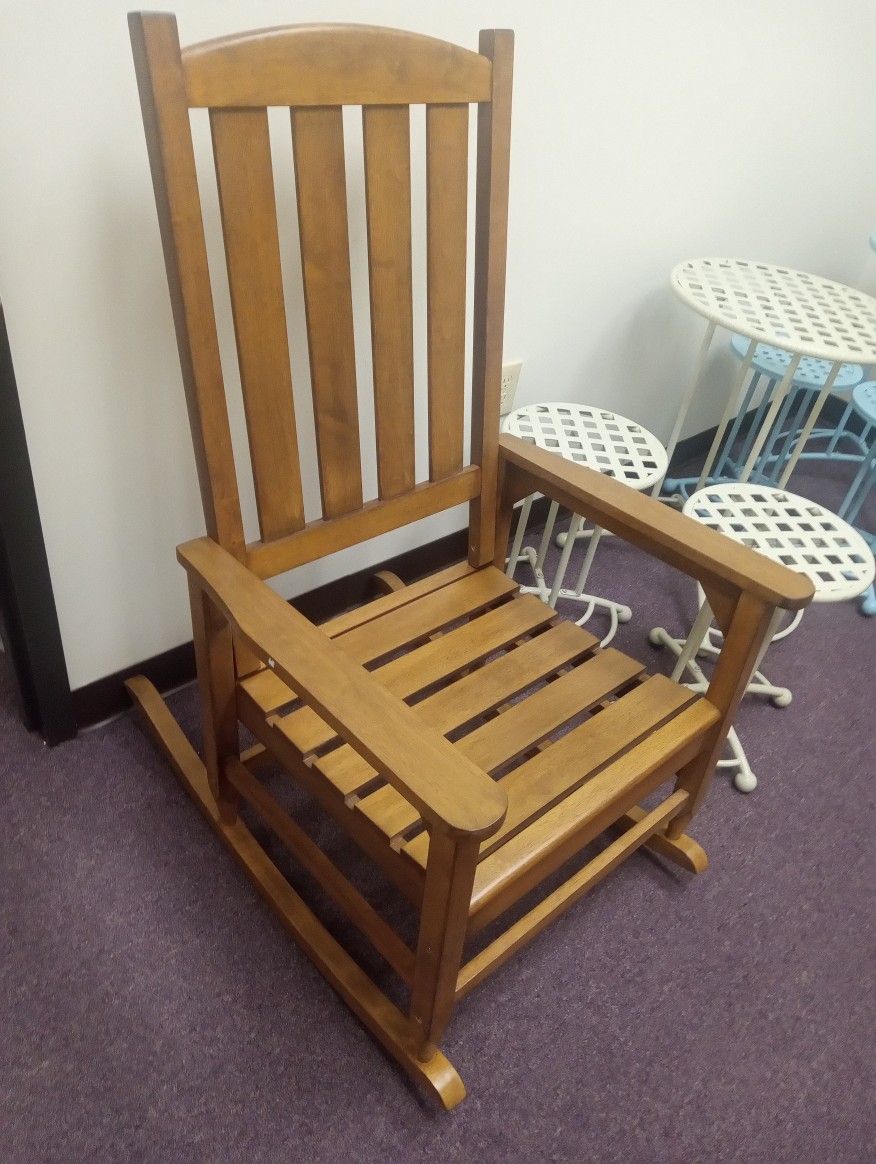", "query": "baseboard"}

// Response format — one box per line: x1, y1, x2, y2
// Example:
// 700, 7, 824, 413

72, 639, 197, 731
